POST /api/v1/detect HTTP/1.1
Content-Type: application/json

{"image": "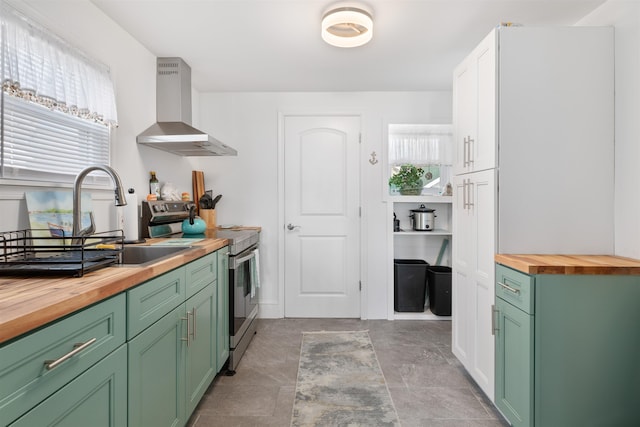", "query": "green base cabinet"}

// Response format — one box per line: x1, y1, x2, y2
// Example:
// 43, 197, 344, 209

0, 294, 126, 426
127, 251, 220, 427
128, 304, 187, 427
495, 263, 640, 426
186, 282, 217, 416
0, 248, 226, 427
495, 297, 533, 426
9, 344, 127, 427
